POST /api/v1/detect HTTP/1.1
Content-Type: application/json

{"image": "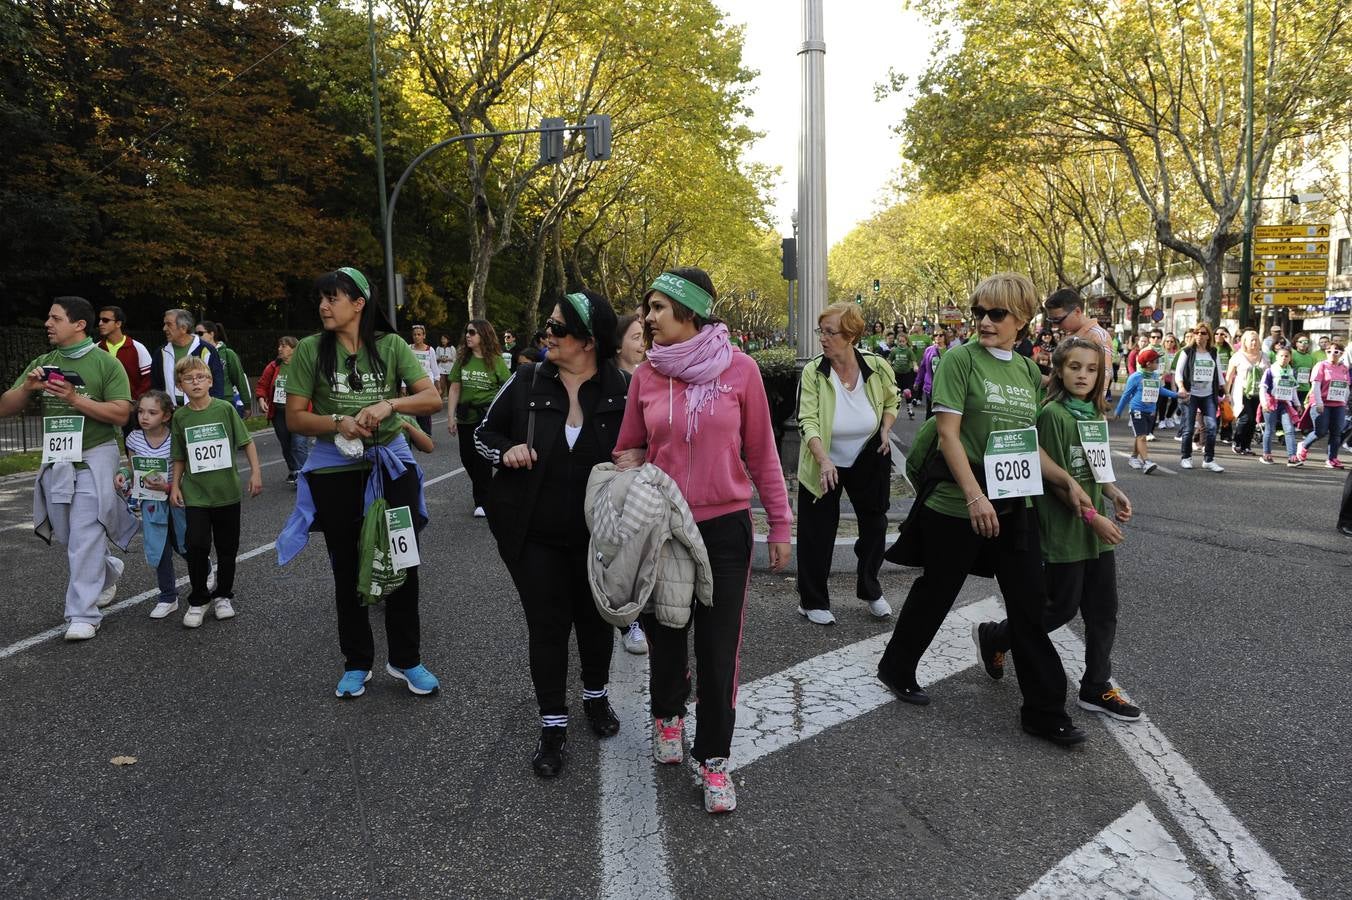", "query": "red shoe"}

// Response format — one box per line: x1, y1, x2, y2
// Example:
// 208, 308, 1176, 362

1328, 458, 1345, 470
